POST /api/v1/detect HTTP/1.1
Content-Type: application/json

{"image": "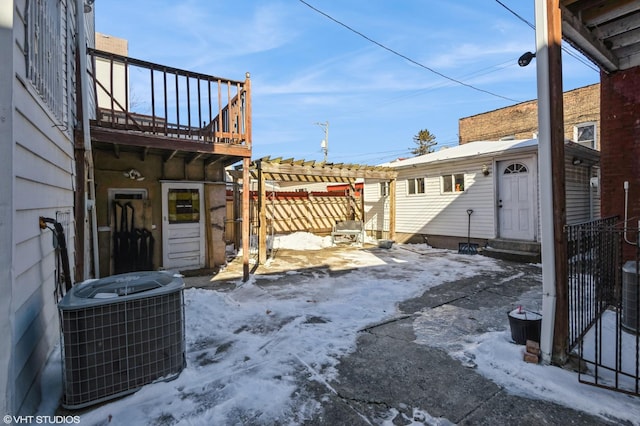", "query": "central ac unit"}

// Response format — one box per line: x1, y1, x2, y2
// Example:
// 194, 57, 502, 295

58, 271, 185, 409
622, 261, 639, 334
